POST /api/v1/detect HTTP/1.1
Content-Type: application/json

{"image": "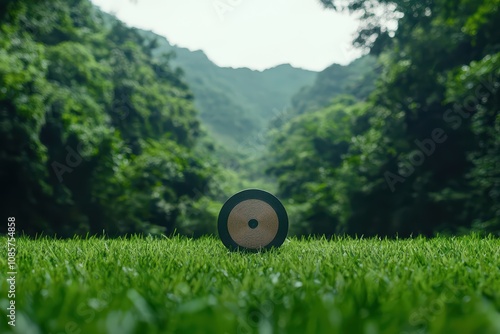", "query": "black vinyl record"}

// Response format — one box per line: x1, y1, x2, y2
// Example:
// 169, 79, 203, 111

218, 189, 288, 251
